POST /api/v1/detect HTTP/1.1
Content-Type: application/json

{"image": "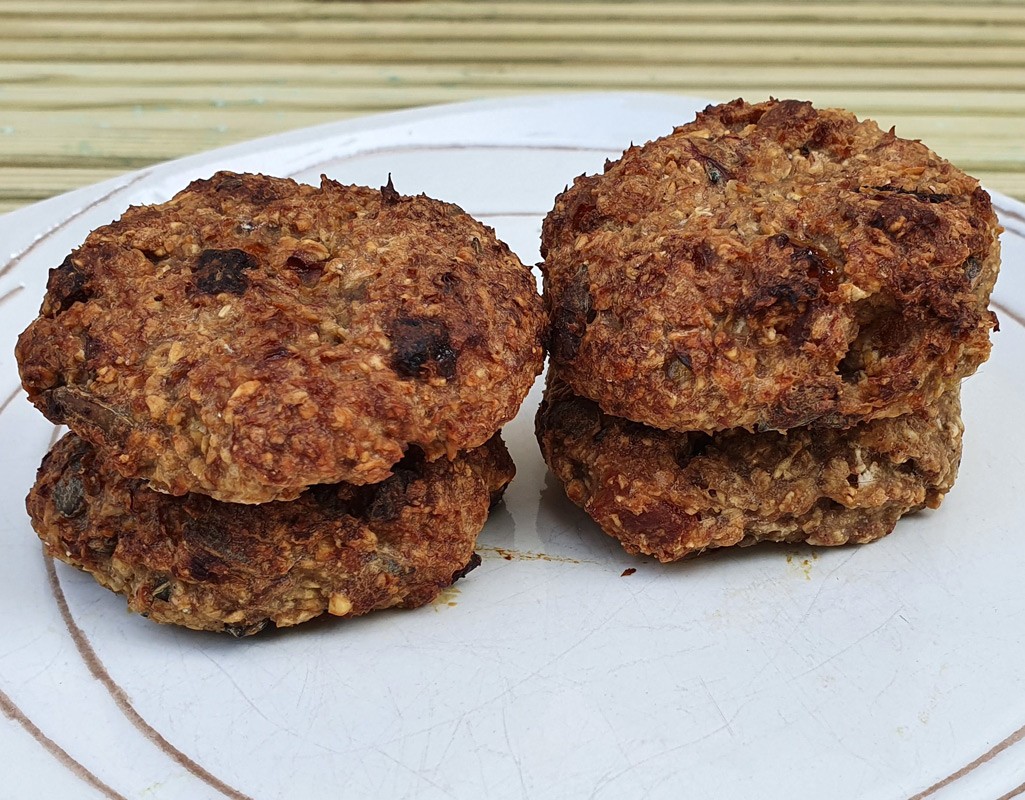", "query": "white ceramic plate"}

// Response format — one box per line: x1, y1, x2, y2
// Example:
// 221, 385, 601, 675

2, 94, 1024, 800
